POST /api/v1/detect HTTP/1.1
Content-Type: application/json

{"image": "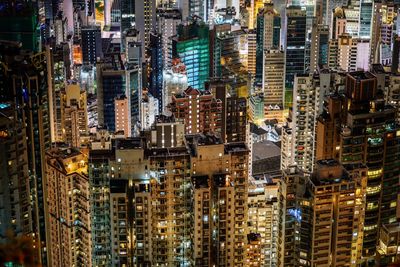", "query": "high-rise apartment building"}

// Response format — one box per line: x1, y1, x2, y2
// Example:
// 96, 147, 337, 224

316, 71, 400, 262
331, 6, 360, 39
156, 8, 182, 69
248, 176, 279, 266
307, 160, 366, 266
149, 145, 193, 265
247, 30, 257, 75
45, 147, 91, 267
328, 34, 370, 72
162, 59, 188, 113
140, 92, 159, 130
0, 43, 52, 264
61, 83, 88, 147
0, 103, 32, 239
207, 80, 248, 143
89, 144, 114, 266
210, 24, 245, 78
278, 166, 308, 266
145, 115, 185, 148
88, 131, 250, 266
169, 87, 222, 135
289, 71, 334, 173
189, 135, 249, 266
280, 120, 293, 171
279, 160, 367, 266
